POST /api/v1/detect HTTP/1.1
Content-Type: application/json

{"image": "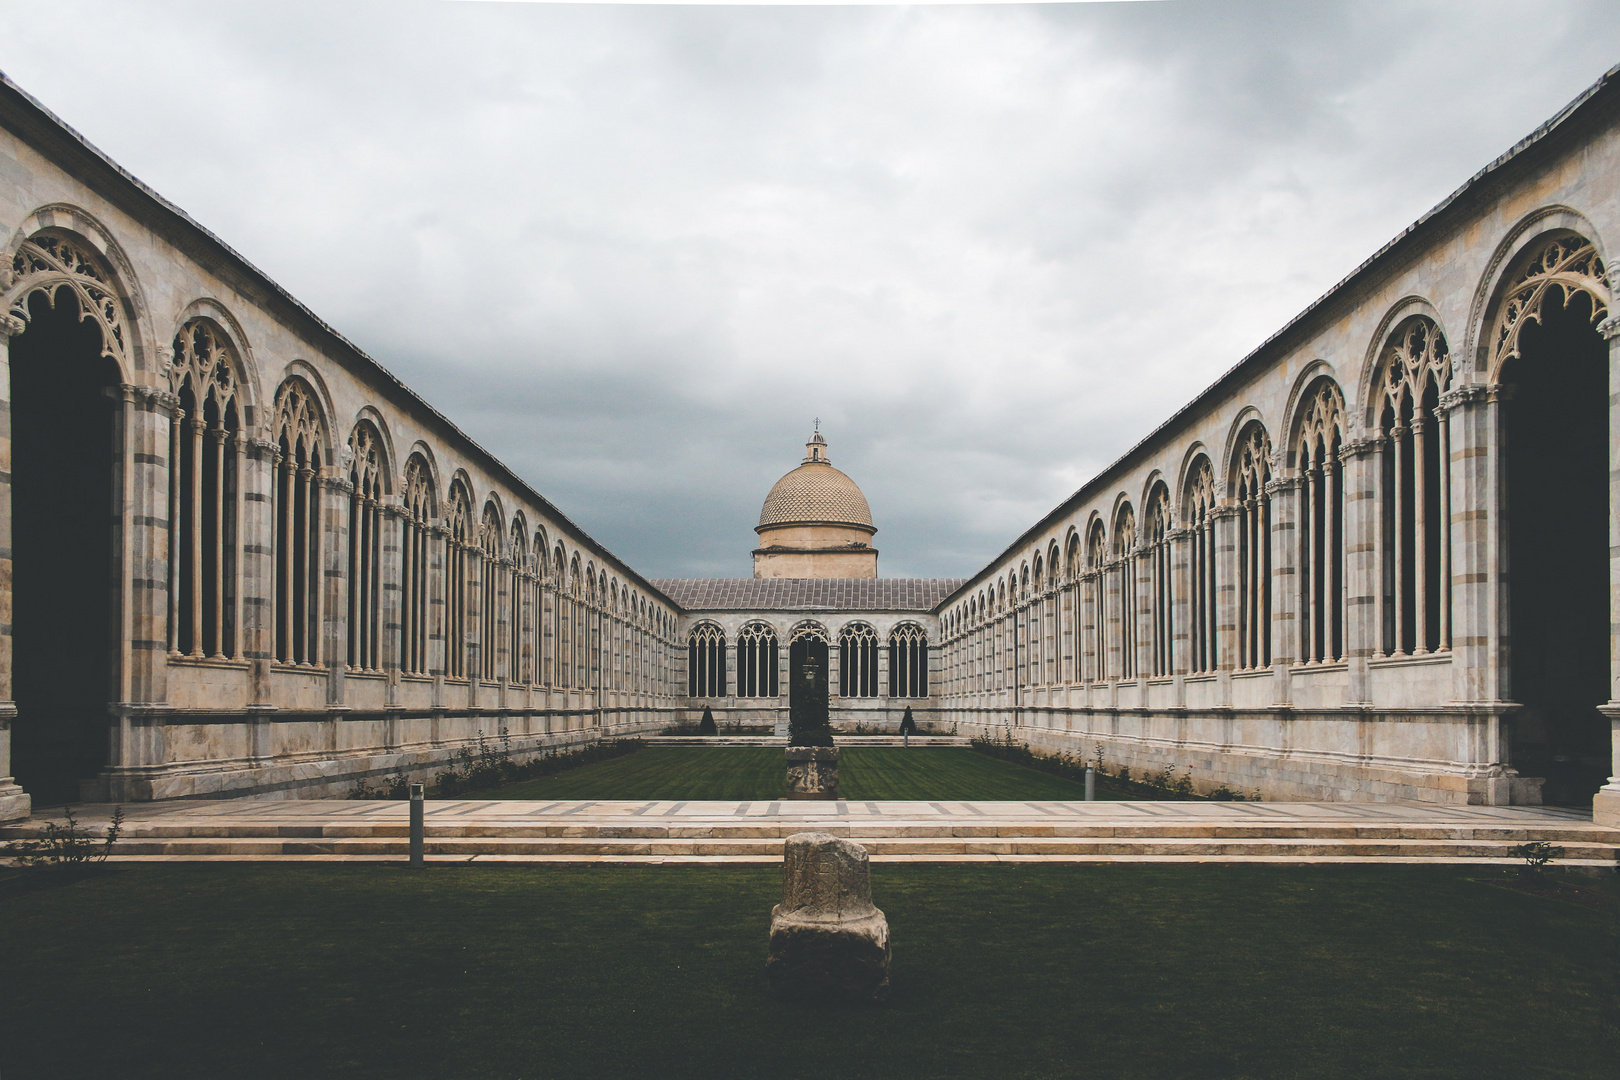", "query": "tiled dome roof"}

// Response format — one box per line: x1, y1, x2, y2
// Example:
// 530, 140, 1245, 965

758, 462, 875, 530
